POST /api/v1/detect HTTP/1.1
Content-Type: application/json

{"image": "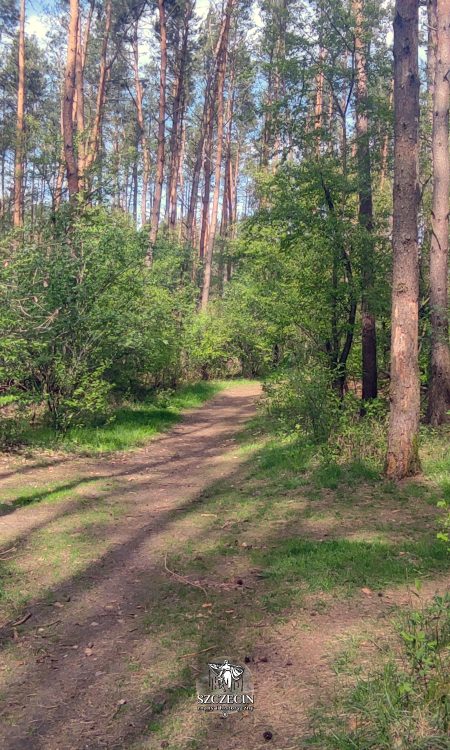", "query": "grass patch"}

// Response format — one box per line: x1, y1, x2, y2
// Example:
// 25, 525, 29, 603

256, 538, 450, 595
310, 593, 450, 749
19, 380, 244, 455
0, 477, 104, 515
0, 477, 122, 620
